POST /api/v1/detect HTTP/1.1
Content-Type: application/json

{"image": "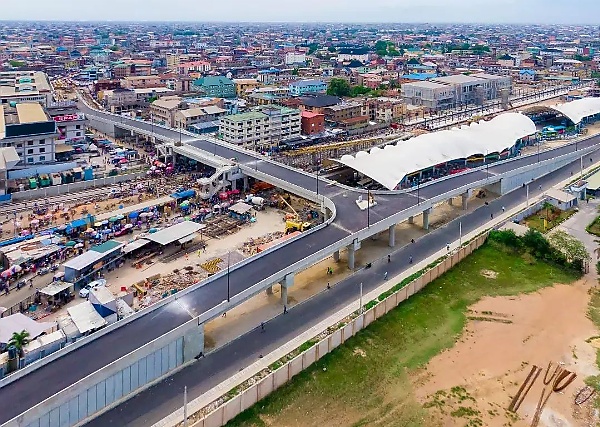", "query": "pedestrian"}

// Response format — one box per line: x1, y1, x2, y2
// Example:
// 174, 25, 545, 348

411, 238, 415, 244
283, 305, 287, 314
222, 311, 226, 318
384, 271, 388, 280
327, 282, 330, 289
538, 185, 542, 191
409, 256, 413, 264
491, 213, 494, 219
502, 206, 505, 213
446, 243, 450, 251
260, 322, 265, 332
387, 254, 391, 263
